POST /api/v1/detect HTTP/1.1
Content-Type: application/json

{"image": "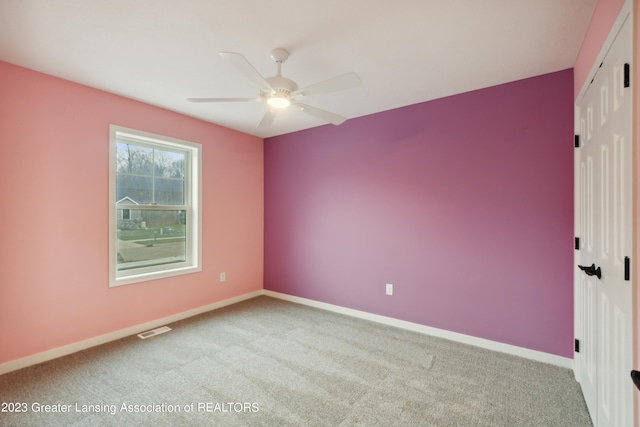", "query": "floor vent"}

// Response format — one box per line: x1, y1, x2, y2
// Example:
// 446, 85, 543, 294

137, 326, 172, 339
